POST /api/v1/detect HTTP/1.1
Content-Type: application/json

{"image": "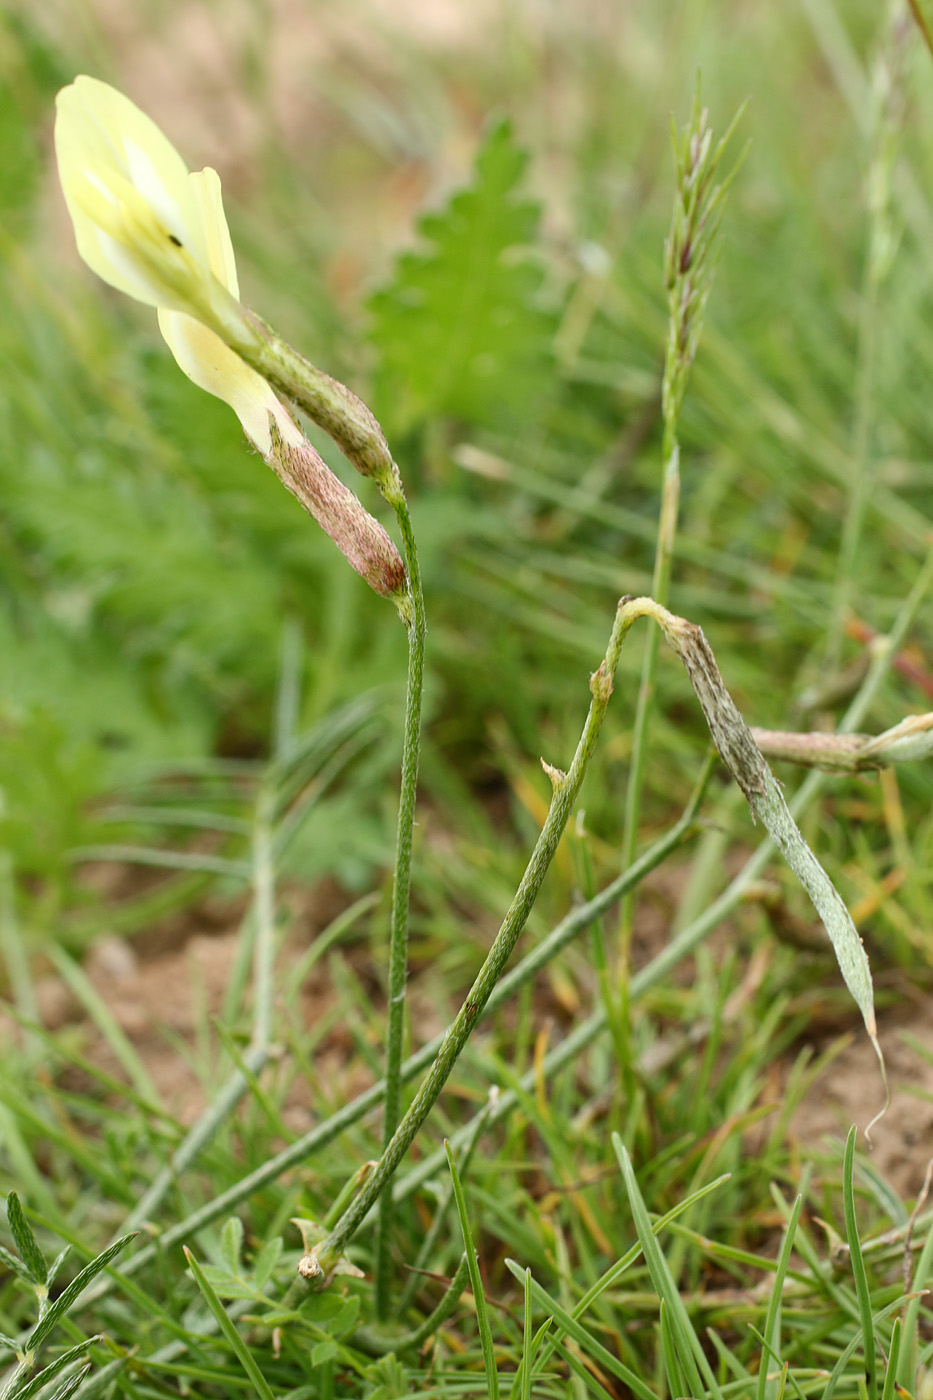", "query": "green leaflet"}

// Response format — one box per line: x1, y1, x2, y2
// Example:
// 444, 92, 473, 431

368, 119, 554, 434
